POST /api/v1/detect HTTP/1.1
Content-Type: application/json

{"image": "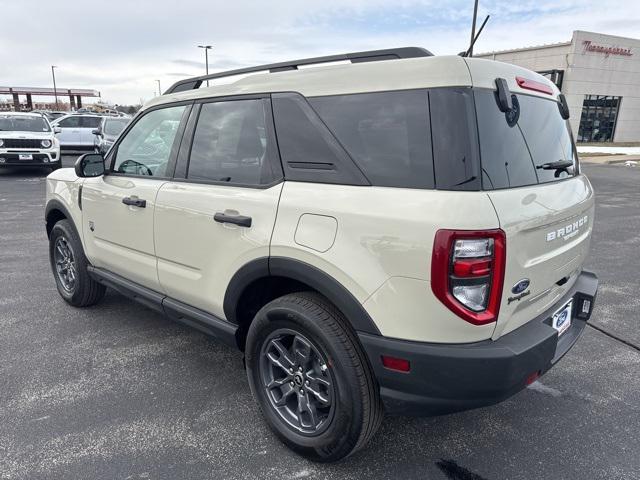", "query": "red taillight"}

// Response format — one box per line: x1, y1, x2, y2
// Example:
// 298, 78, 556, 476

515, 76, 553, 95
381, 355, 410, 373
431, 229, 506, 326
